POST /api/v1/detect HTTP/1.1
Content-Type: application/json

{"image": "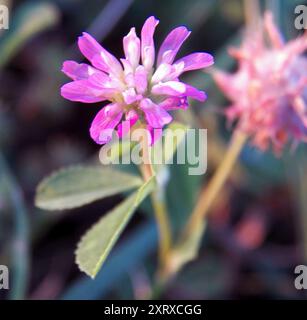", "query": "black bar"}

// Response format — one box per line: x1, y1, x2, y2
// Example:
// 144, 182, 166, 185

0, 300, 305, 318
